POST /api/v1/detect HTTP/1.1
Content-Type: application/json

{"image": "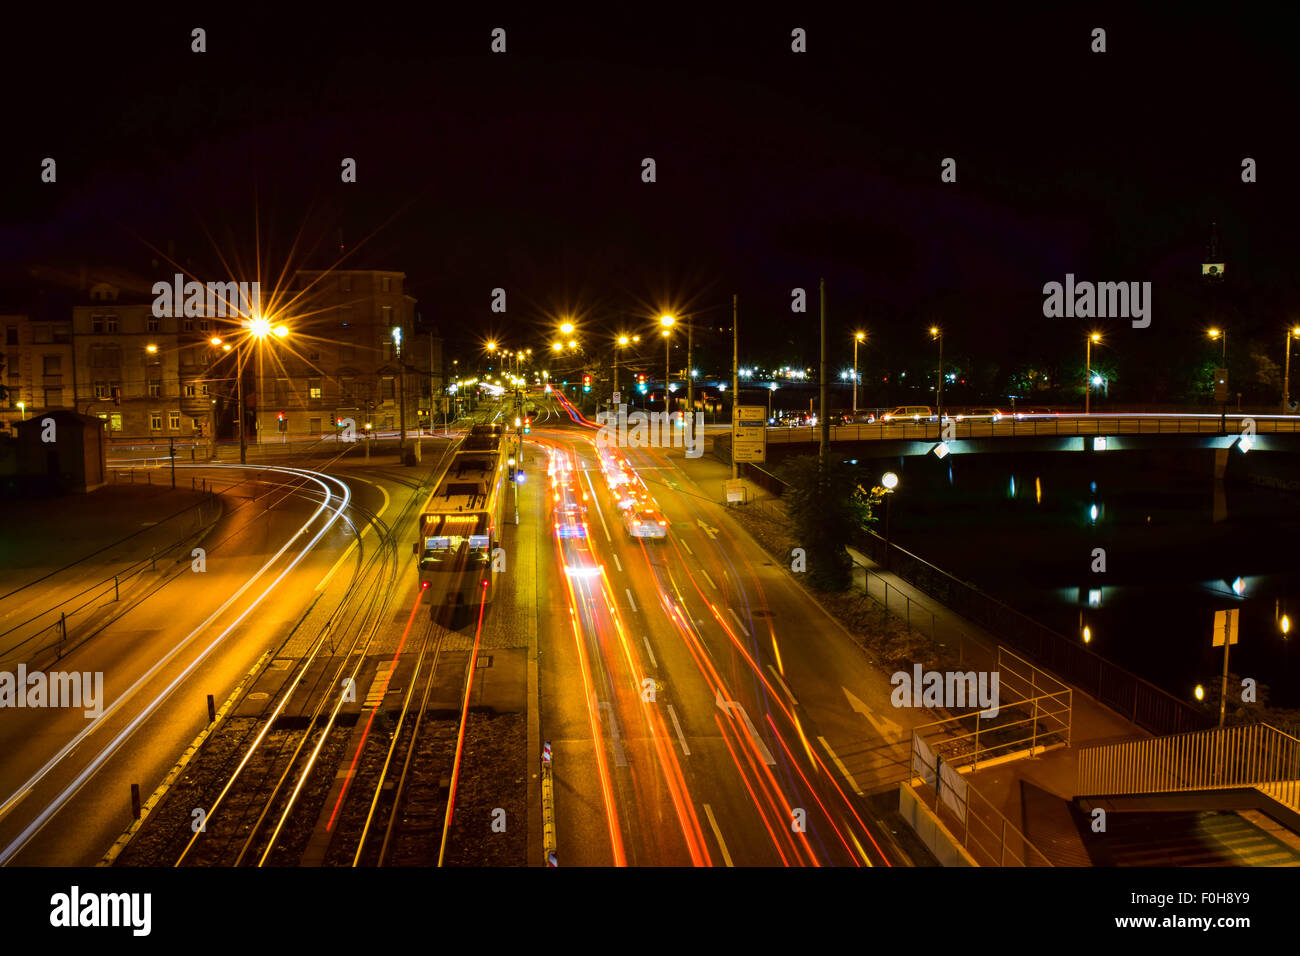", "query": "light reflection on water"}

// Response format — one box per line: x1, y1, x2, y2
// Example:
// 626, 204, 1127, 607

858, 450, 1300, 706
